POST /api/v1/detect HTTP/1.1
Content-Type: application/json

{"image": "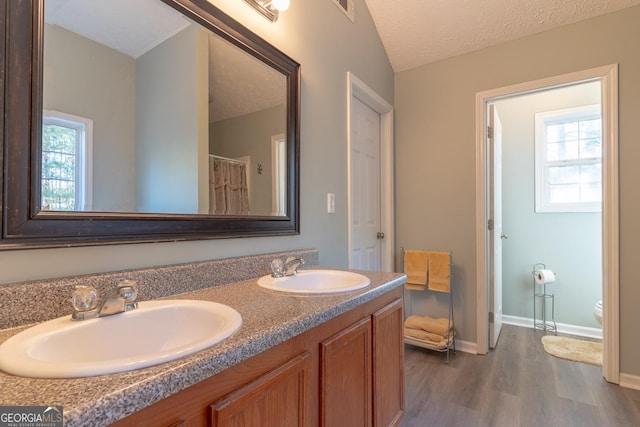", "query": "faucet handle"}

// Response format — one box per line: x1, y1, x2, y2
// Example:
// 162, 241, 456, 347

72, 285, 98, 311
270, 258, 285, 277
117, 280, 138, 302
